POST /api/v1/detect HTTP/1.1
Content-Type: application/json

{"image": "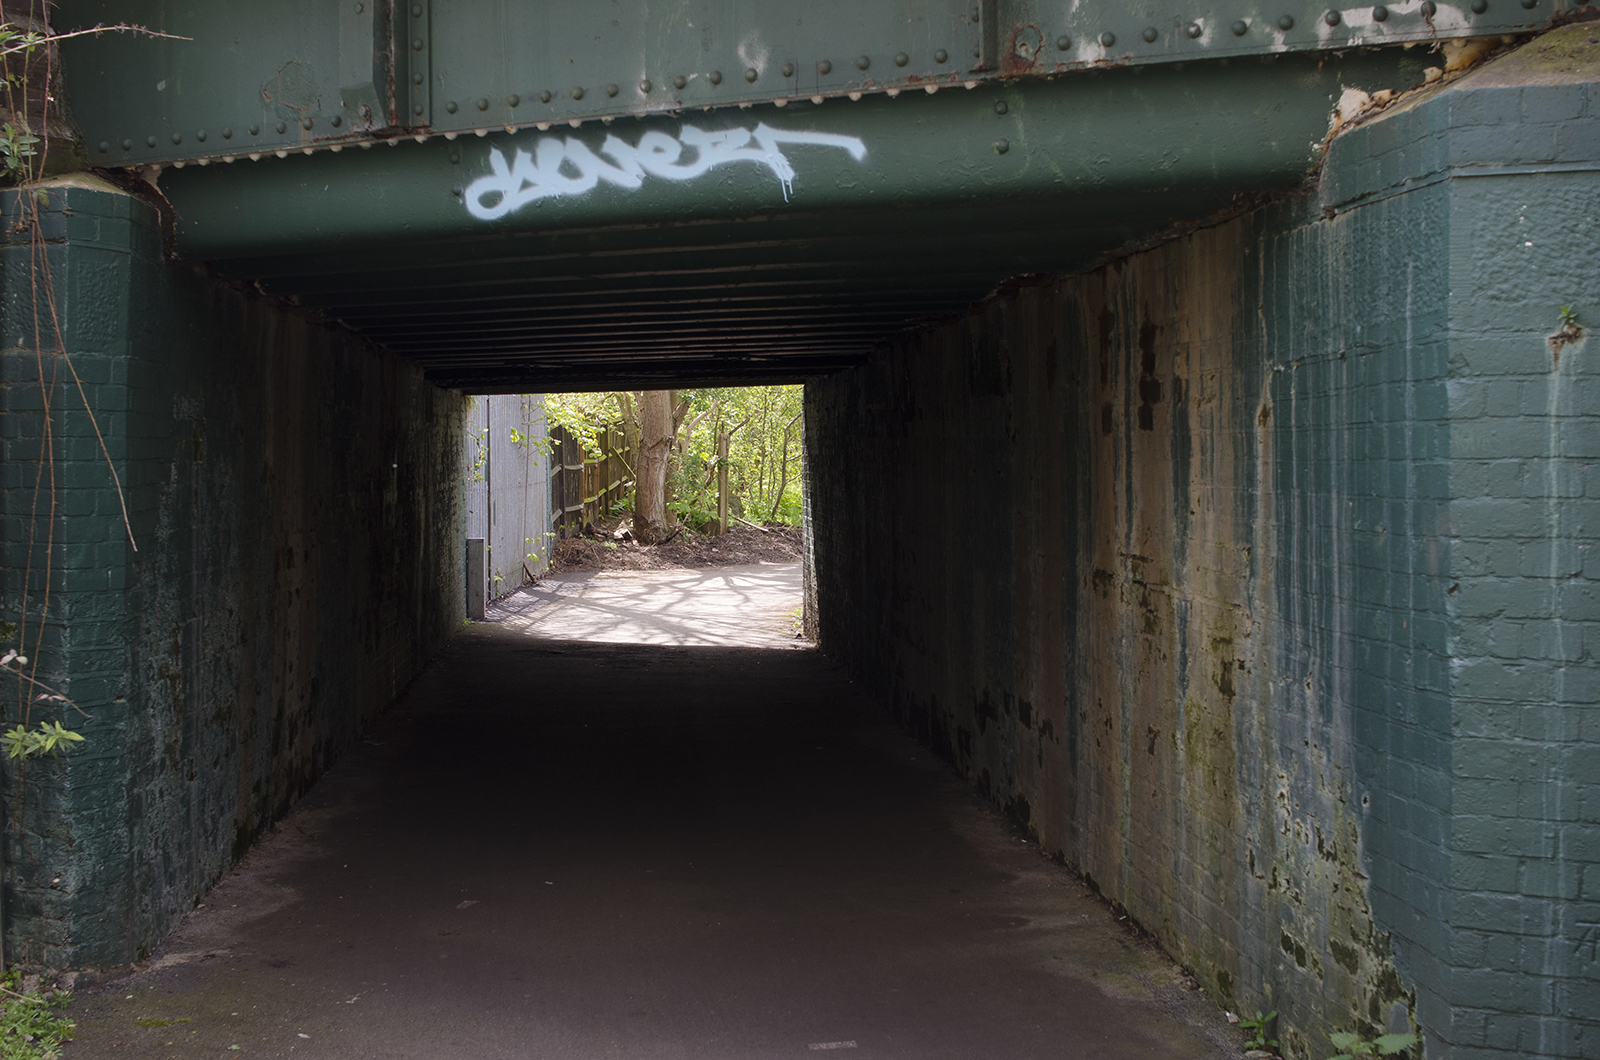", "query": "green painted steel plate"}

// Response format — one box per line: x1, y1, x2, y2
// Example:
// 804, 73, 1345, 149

56, 0, 1556, 169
